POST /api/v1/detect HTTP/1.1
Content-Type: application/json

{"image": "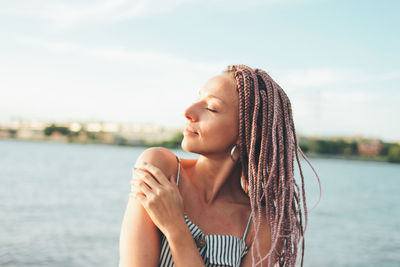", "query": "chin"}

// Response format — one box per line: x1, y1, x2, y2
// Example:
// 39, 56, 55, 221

181, 138, 202, 154
181, 138, 192, 152
180, 140, 187, 151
